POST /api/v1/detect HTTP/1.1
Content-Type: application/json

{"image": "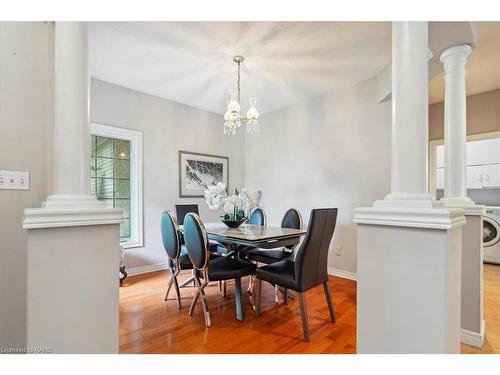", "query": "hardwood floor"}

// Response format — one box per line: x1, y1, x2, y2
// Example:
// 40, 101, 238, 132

120, 272, 356, 353
119, 264, 499, 354
461, 264, 500, 354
